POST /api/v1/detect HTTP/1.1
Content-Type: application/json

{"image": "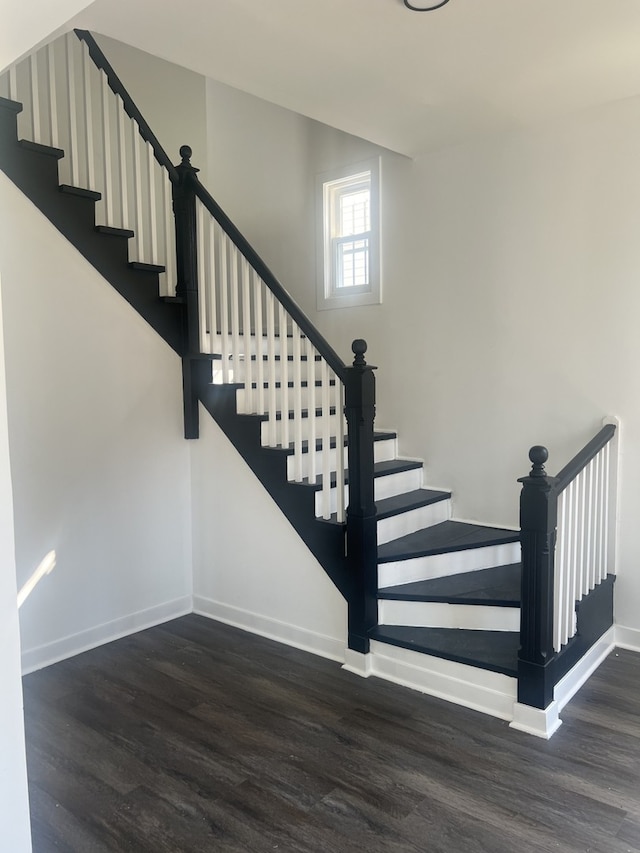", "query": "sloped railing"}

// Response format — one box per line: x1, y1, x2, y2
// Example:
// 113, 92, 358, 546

517, 417, 619, 709
0, 29, 379, 651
